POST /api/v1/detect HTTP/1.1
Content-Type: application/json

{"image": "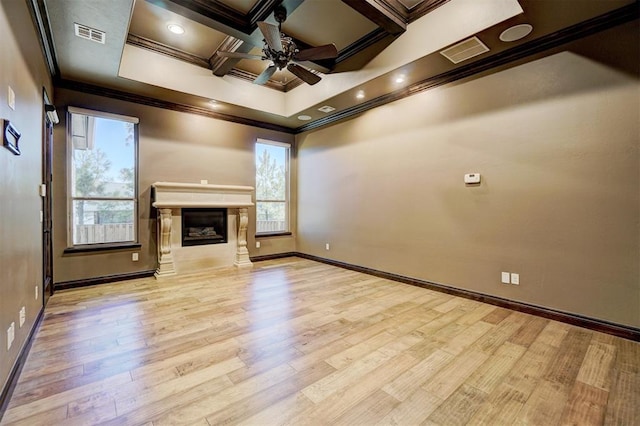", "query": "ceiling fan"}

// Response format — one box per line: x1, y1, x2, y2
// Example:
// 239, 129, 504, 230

216, 5, 338, 86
